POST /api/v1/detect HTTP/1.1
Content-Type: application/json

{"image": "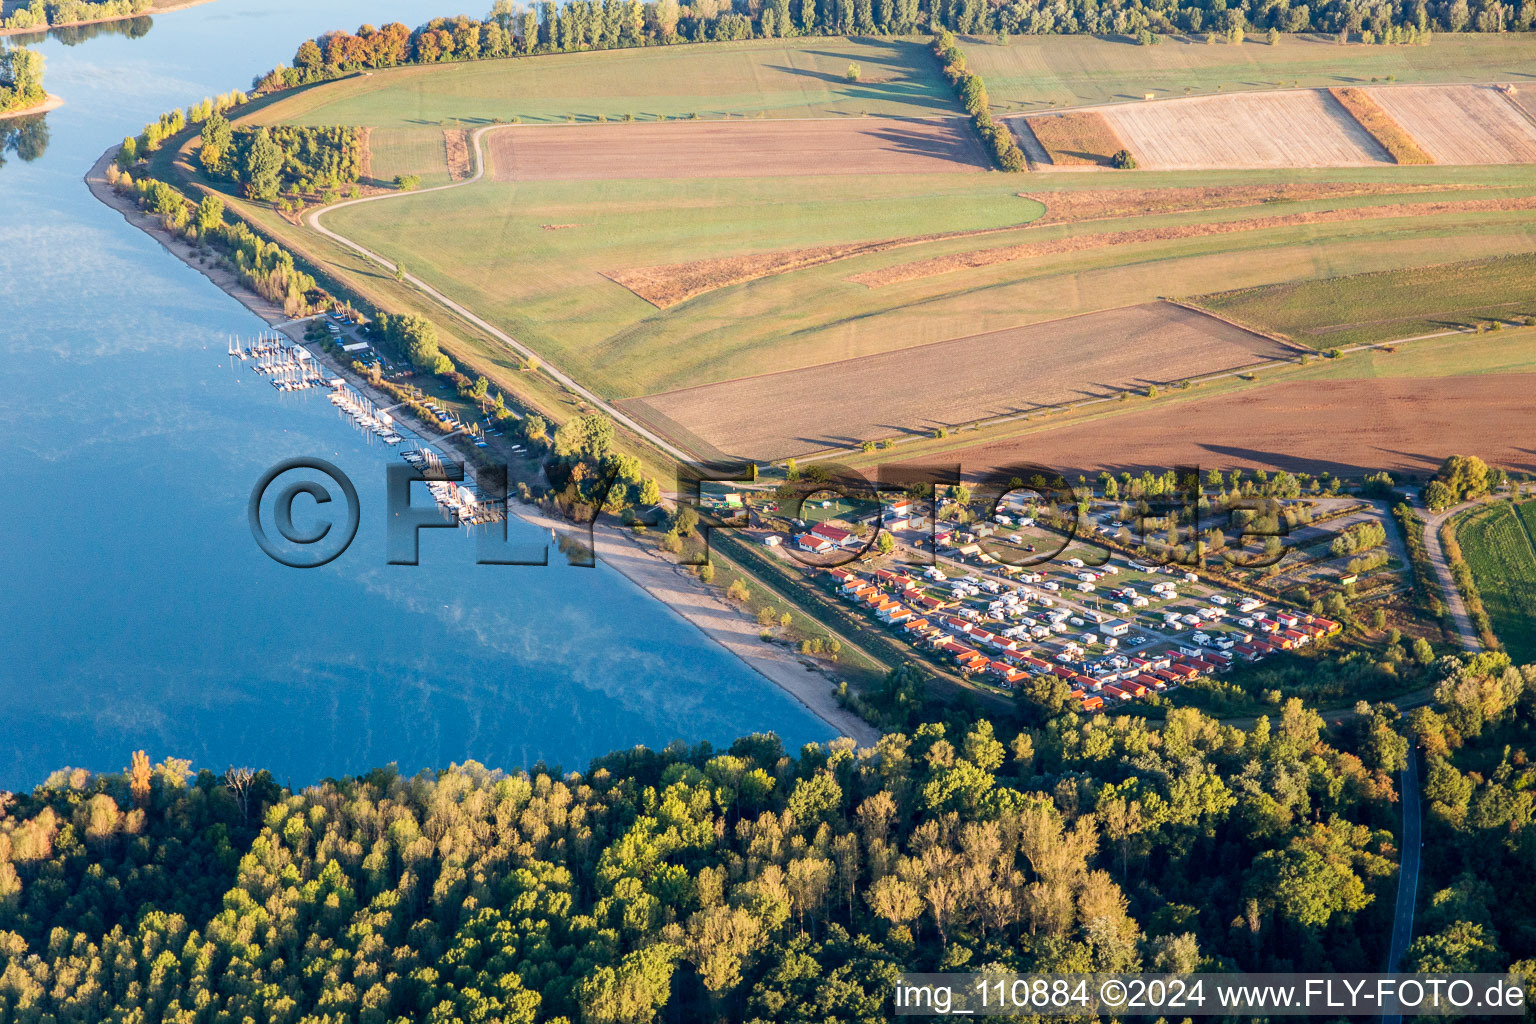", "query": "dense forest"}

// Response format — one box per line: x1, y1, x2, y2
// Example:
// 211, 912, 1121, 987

257, 0, 1534, 93
200, 123, 364, 202
0, 44, 43, 115
6, 651, 1530, 1022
